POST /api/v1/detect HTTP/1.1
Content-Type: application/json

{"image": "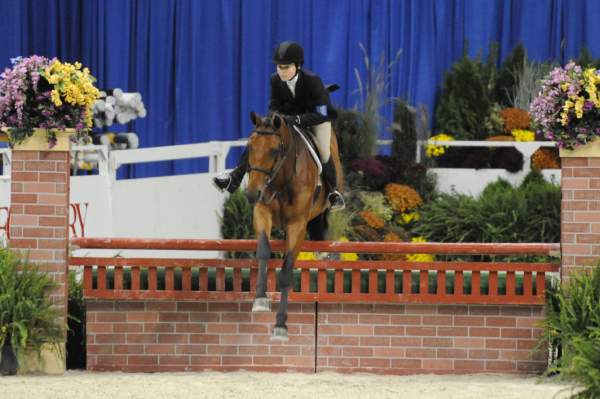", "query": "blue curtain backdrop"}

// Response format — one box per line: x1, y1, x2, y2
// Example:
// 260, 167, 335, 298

1, 0, 600, 177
